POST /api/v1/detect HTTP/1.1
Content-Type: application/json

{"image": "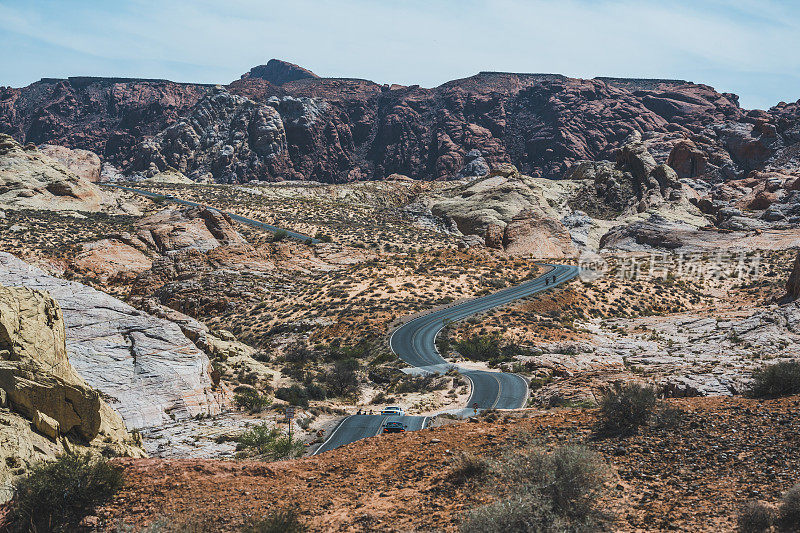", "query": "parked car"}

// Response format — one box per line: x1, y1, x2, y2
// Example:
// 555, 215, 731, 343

383, 421, 406, 433
380, 406, 405, 416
